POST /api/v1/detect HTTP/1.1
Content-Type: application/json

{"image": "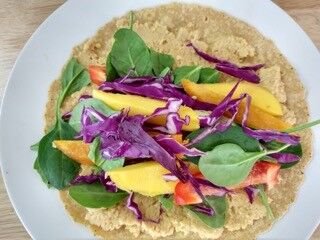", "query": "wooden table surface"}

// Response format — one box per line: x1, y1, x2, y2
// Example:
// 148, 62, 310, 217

0, 0, 319, 239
